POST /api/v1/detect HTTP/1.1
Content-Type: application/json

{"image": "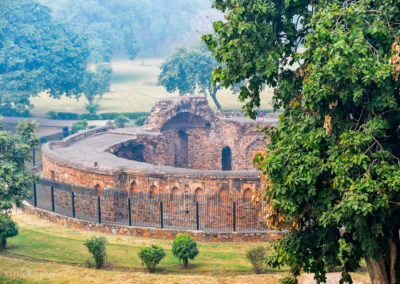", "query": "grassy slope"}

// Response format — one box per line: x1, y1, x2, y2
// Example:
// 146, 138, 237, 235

29, 59, 274, 117
0, 212, 371, 284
